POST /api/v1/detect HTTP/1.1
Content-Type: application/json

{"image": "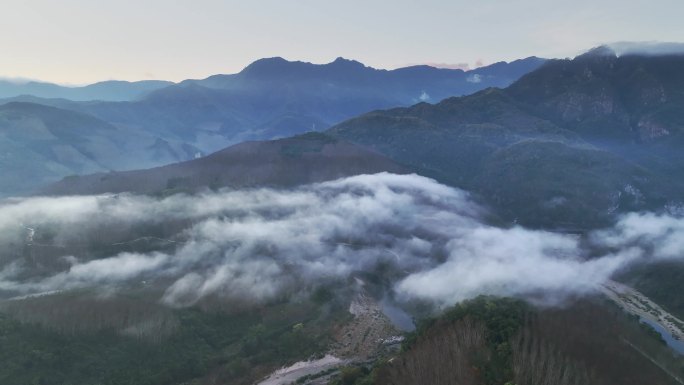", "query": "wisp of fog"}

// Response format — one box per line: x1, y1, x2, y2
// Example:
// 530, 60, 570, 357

0, 173, 683, 308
